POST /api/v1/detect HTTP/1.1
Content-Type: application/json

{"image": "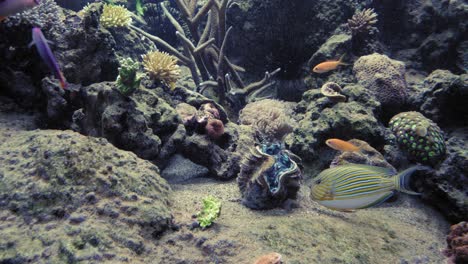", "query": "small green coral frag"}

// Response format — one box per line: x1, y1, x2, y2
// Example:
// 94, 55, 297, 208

116, 58, 142, 96
389, 111, 446, 165
196, 195, 222, 228
100, 4, 132, 28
